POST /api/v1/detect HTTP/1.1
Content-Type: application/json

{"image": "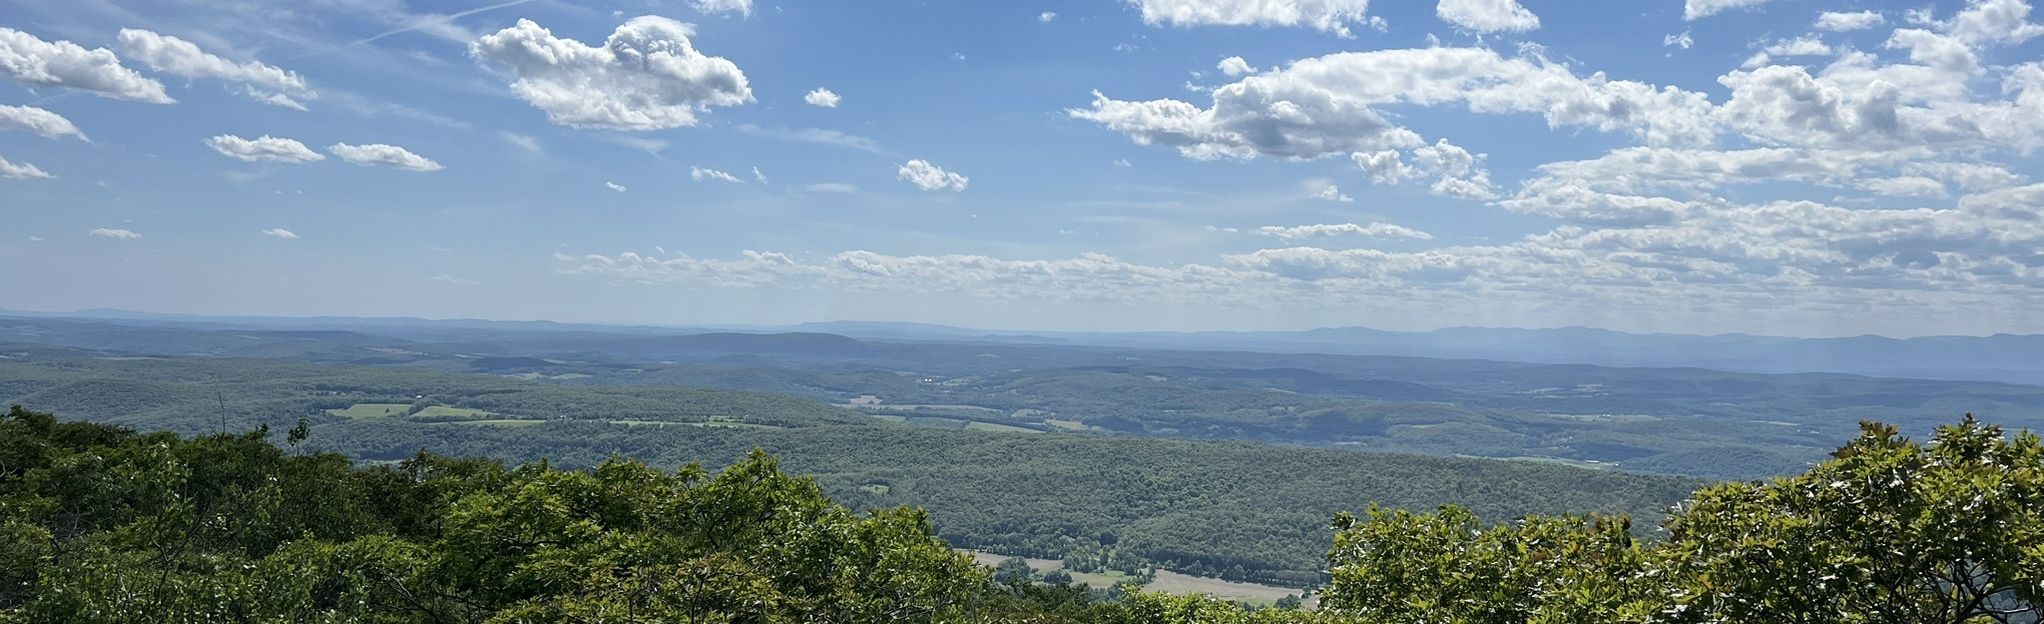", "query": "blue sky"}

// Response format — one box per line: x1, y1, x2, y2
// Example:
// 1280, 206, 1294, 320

3, 0, 2043, 336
